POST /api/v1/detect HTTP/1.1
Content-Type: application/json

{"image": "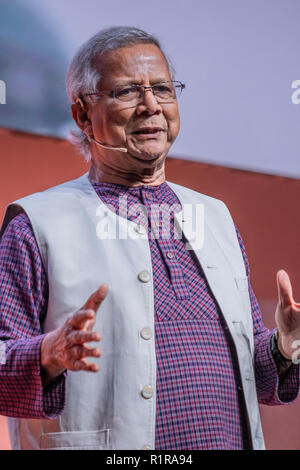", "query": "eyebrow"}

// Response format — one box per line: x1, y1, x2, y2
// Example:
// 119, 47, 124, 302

111, 78, 171, 87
